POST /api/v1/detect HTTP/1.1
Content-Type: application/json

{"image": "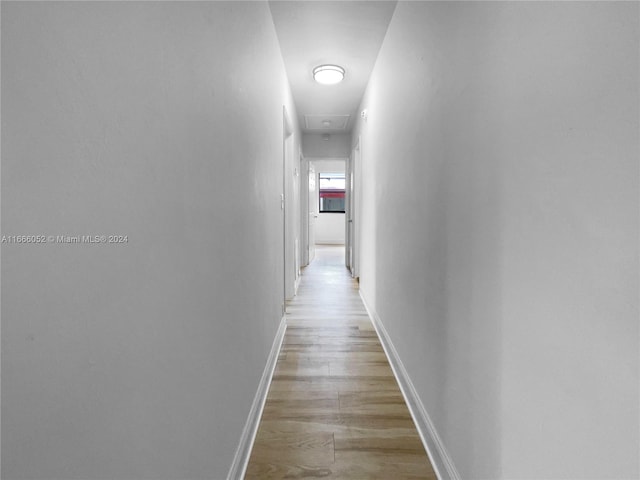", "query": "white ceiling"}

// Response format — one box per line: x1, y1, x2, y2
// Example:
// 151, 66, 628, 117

269, 1, 397, 134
